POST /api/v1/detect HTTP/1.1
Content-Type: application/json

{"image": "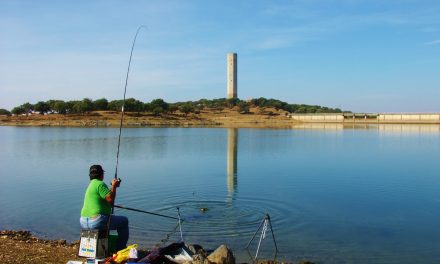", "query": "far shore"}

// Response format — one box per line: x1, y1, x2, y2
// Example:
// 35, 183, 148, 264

0, 108, 299, 128
2, 109, 439, 129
